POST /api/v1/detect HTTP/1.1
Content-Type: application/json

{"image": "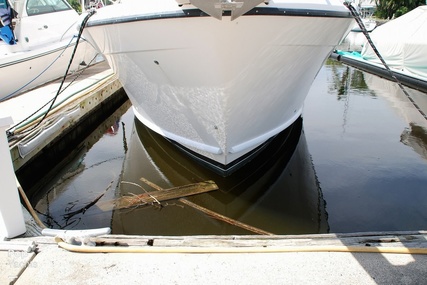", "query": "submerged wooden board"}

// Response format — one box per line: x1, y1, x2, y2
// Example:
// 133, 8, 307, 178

139, 177, 273, 235
97, 180, 218, 211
